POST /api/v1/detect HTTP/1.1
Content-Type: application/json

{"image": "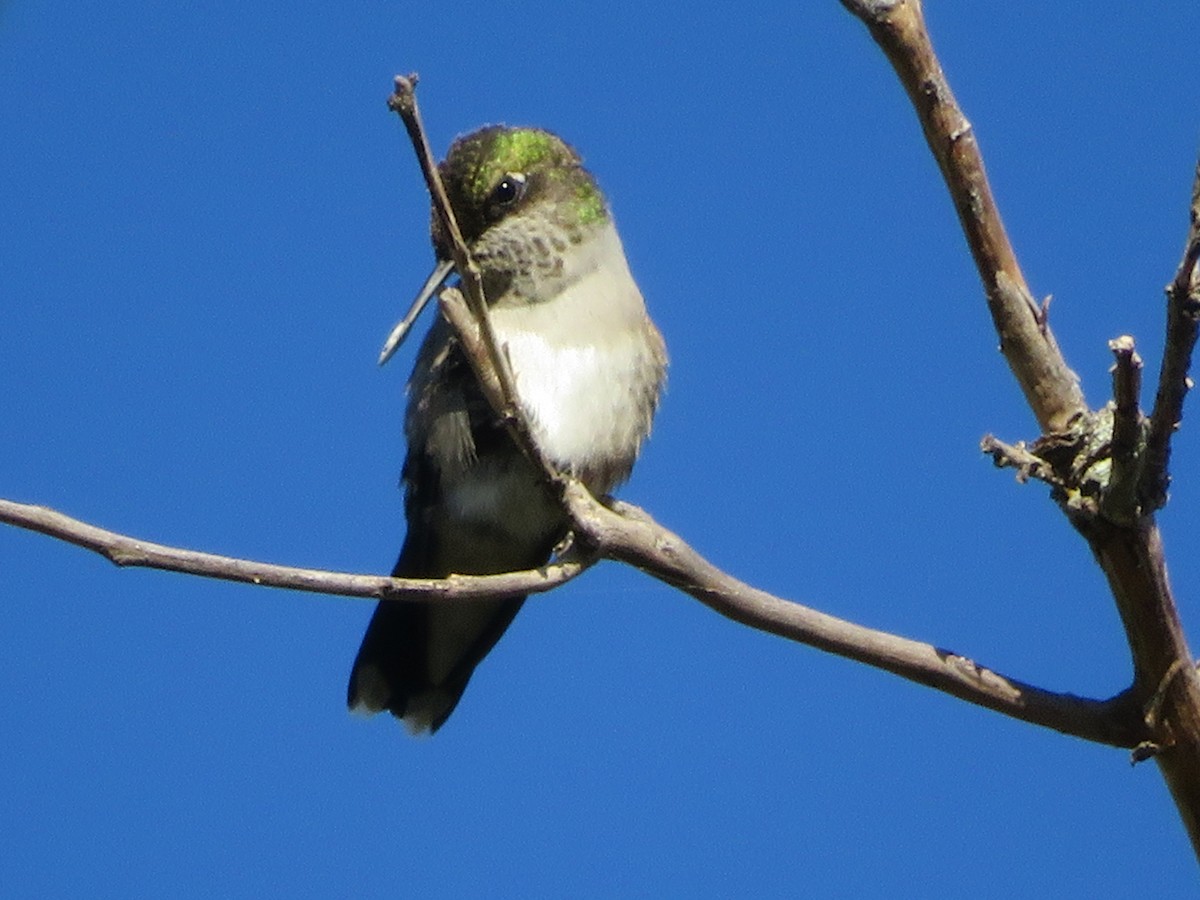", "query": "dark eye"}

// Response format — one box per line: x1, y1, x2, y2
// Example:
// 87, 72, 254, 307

491, 172, 526, 207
